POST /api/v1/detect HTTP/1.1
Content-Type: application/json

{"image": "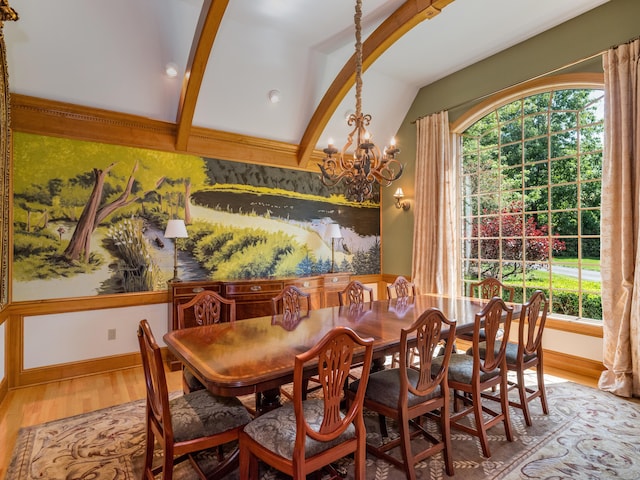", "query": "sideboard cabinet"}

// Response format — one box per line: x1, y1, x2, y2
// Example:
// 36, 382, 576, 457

167, 273, 351, 369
